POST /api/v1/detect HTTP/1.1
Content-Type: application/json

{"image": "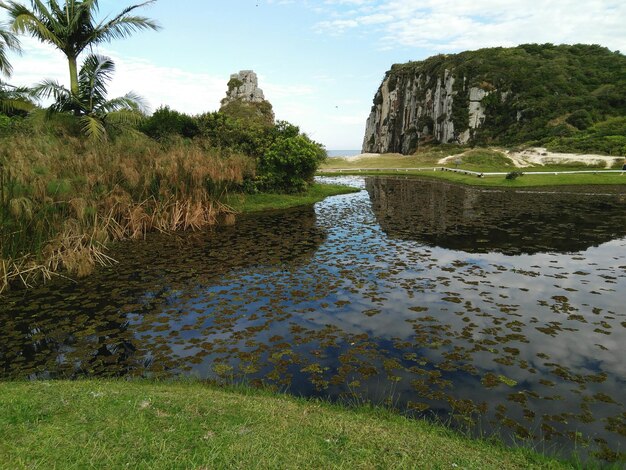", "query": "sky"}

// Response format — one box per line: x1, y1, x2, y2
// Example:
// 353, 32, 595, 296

2, 0, 626, 149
